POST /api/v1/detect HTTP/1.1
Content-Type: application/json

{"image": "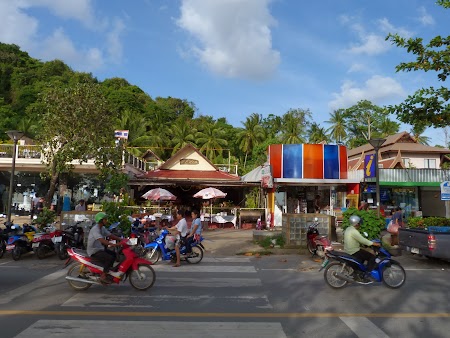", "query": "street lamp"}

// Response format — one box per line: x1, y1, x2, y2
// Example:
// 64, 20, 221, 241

368, 138, 386, 217
6, 130, 24, 223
